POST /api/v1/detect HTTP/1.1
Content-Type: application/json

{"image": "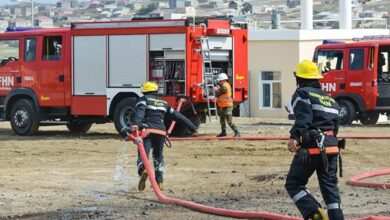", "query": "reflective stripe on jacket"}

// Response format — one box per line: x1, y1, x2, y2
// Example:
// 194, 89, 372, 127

289, 84, 340, 148
133, 94, 197, 133
217, 81, 233, 108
